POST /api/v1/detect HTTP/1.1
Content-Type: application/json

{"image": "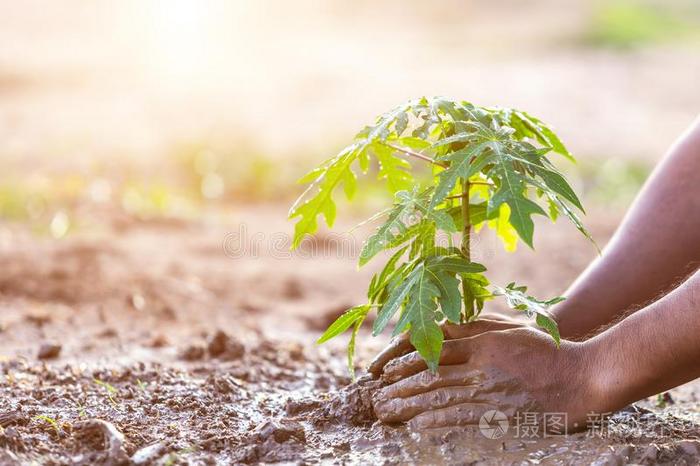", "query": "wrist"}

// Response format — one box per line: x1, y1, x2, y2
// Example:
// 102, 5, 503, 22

551, 291, 619, 341
550, 297, 594, 341
549, 339, 608, 430
579, 334, 632, 415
